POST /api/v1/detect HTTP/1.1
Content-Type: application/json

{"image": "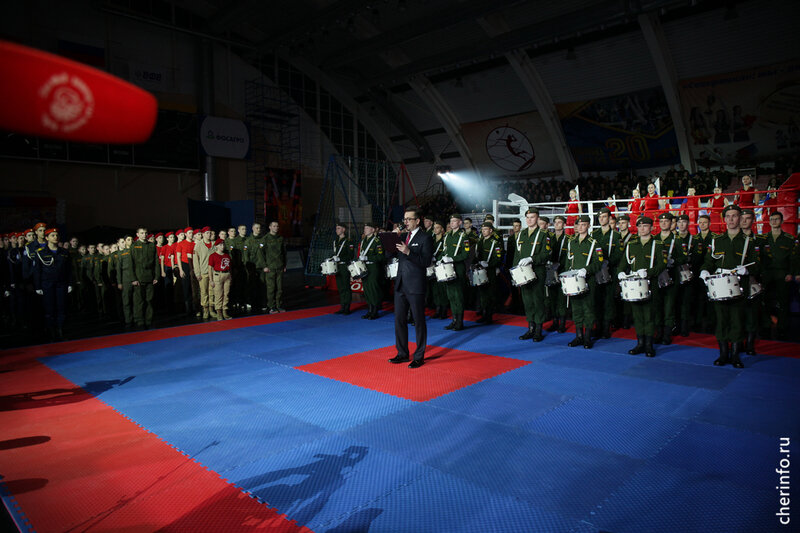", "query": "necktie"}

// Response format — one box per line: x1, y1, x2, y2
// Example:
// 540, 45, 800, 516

405, 232, 411, 245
